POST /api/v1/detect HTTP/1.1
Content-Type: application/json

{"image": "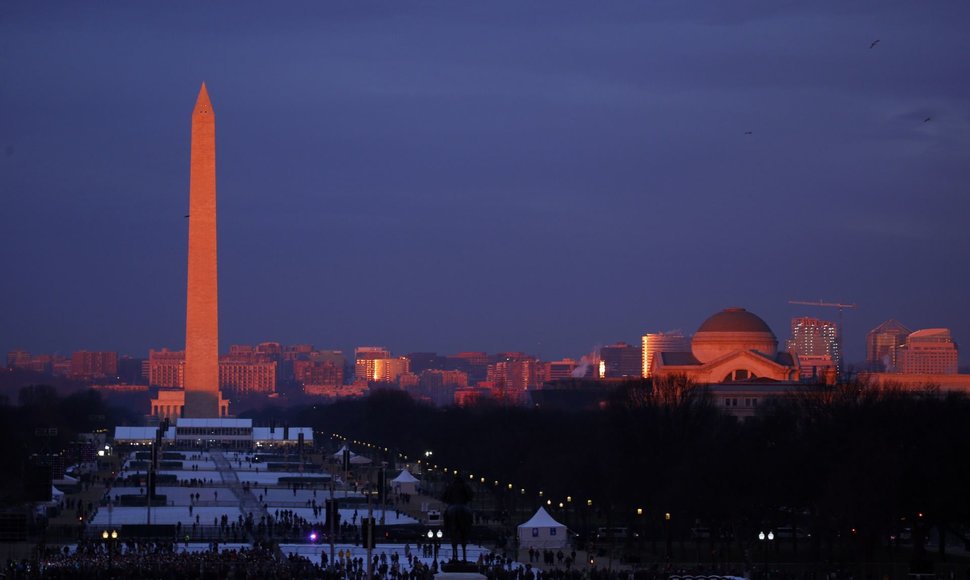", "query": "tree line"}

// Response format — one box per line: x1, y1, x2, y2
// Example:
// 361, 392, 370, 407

248, 379, 970, 566
0, 385, 140, 506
